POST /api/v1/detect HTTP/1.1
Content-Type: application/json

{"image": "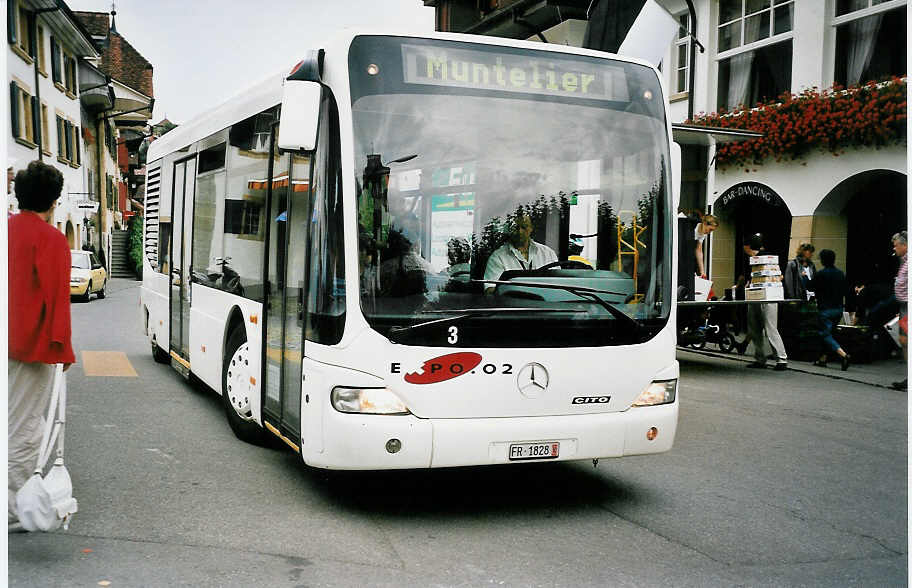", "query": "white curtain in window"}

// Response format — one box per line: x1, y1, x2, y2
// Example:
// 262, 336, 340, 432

846, 13, 883, 86
727, 52, 755, 110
